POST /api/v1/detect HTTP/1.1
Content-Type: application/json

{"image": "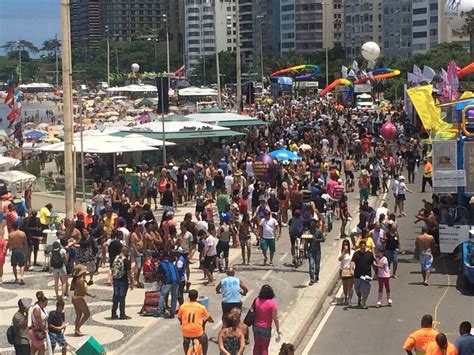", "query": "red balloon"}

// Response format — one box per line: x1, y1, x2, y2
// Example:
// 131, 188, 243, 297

381, 121, 397, 141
